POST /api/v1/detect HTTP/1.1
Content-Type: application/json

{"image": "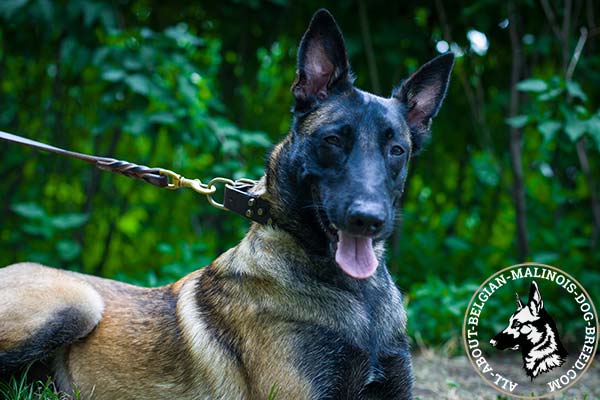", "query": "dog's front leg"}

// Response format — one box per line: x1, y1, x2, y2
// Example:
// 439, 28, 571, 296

362, 349, 414, 400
